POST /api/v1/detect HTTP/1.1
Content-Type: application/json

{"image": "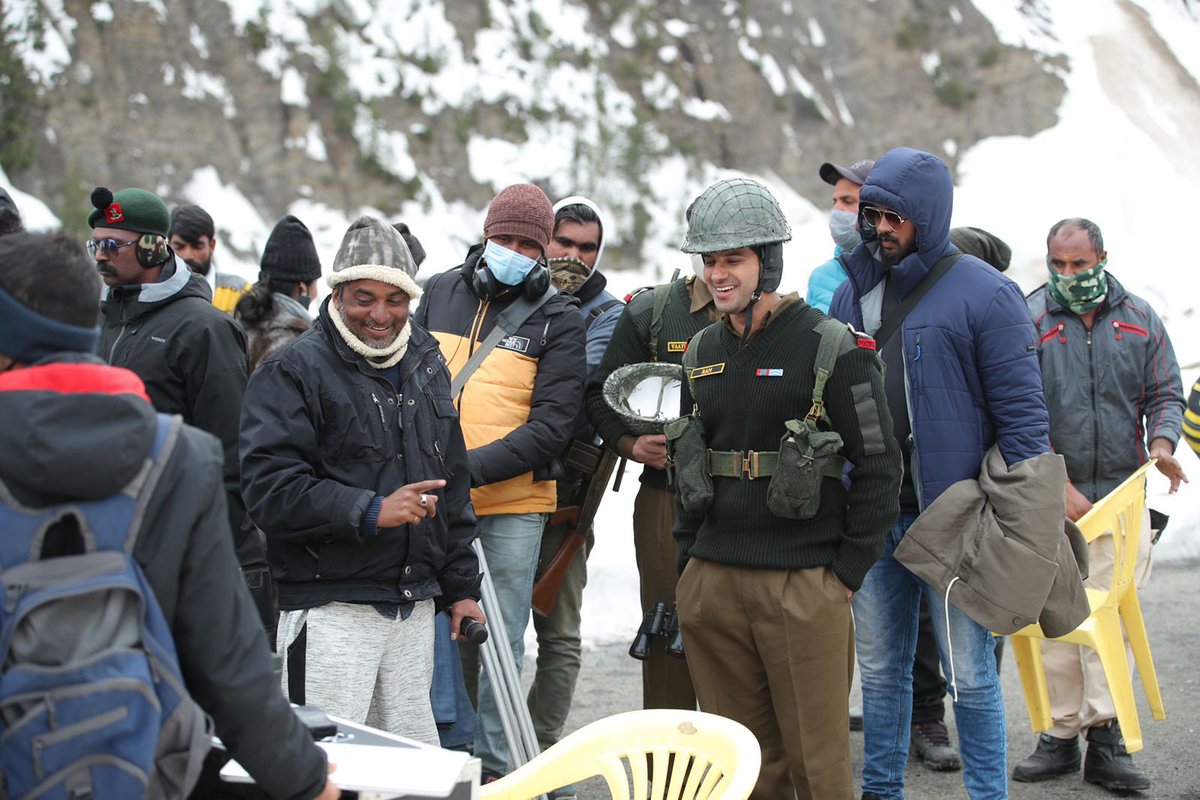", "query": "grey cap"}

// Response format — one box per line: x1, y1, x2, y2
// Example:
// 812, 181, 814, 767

819, 159, 875, 186
327, 215, 421, 298
603, 362, 684, 435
